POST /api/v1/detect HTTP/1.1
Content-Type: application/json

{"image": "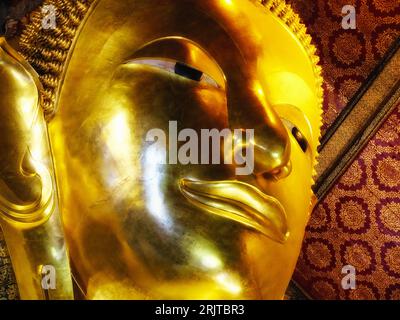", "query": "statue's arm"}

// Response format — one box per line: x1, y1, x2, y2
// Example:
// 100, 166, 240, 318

0, 38, 73, 300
